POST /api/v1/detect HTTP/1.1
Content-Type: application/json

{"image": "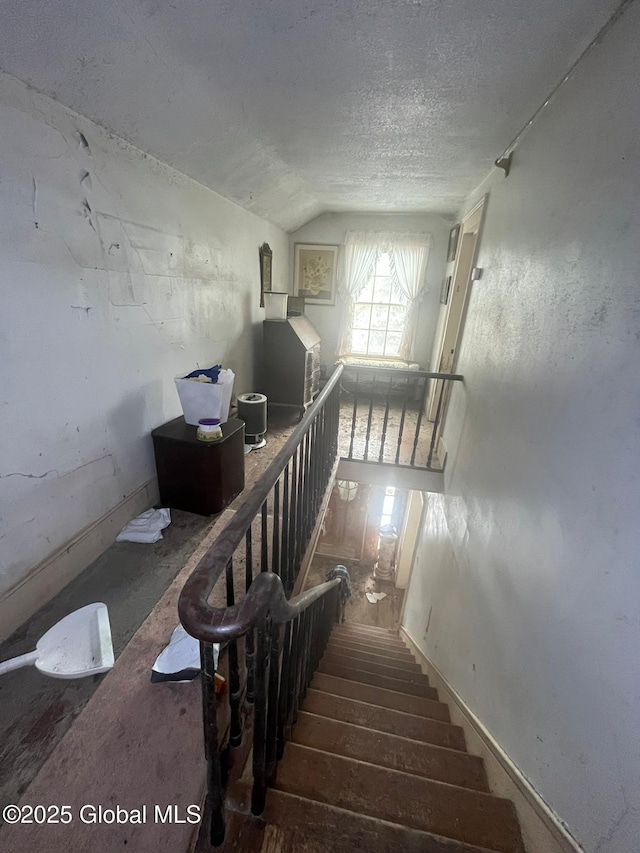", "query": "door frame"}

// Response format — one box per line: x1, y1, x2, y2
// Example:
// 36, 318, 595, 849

427, 197, 487, 445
